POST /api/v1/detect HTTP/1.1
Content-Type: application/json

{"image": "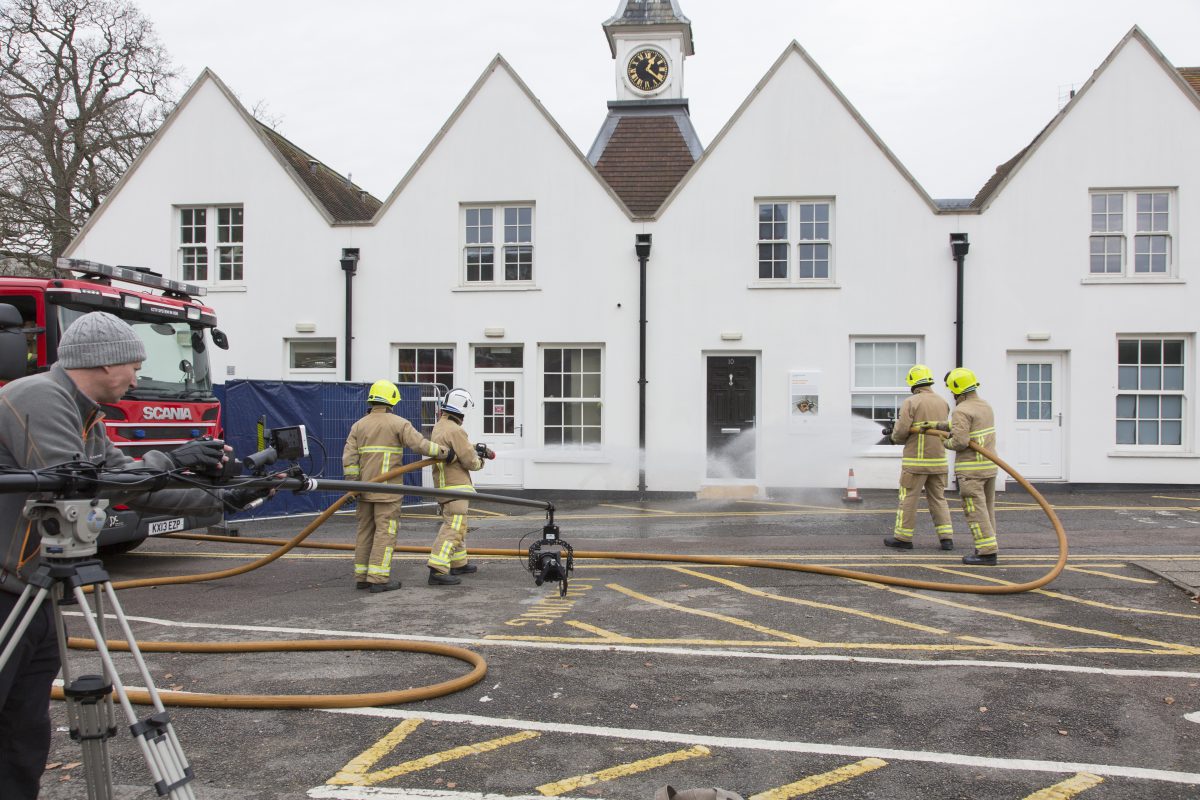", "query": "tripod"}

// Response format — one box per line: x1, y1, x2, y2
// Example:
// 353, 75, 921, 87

0, 497, 195, 799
